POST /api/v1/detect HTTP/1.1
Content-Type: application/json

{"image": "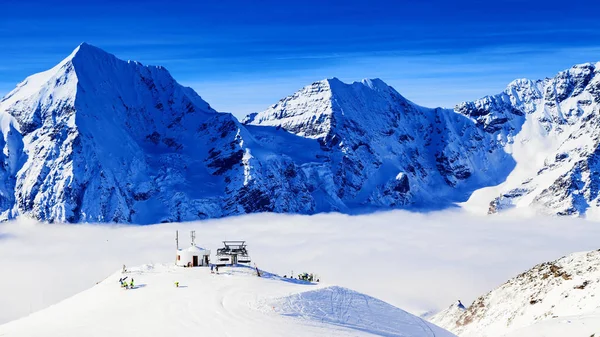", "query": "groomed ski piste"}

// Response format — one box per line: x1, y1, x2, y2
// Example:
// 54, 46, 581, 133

0, 263, 455, 337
